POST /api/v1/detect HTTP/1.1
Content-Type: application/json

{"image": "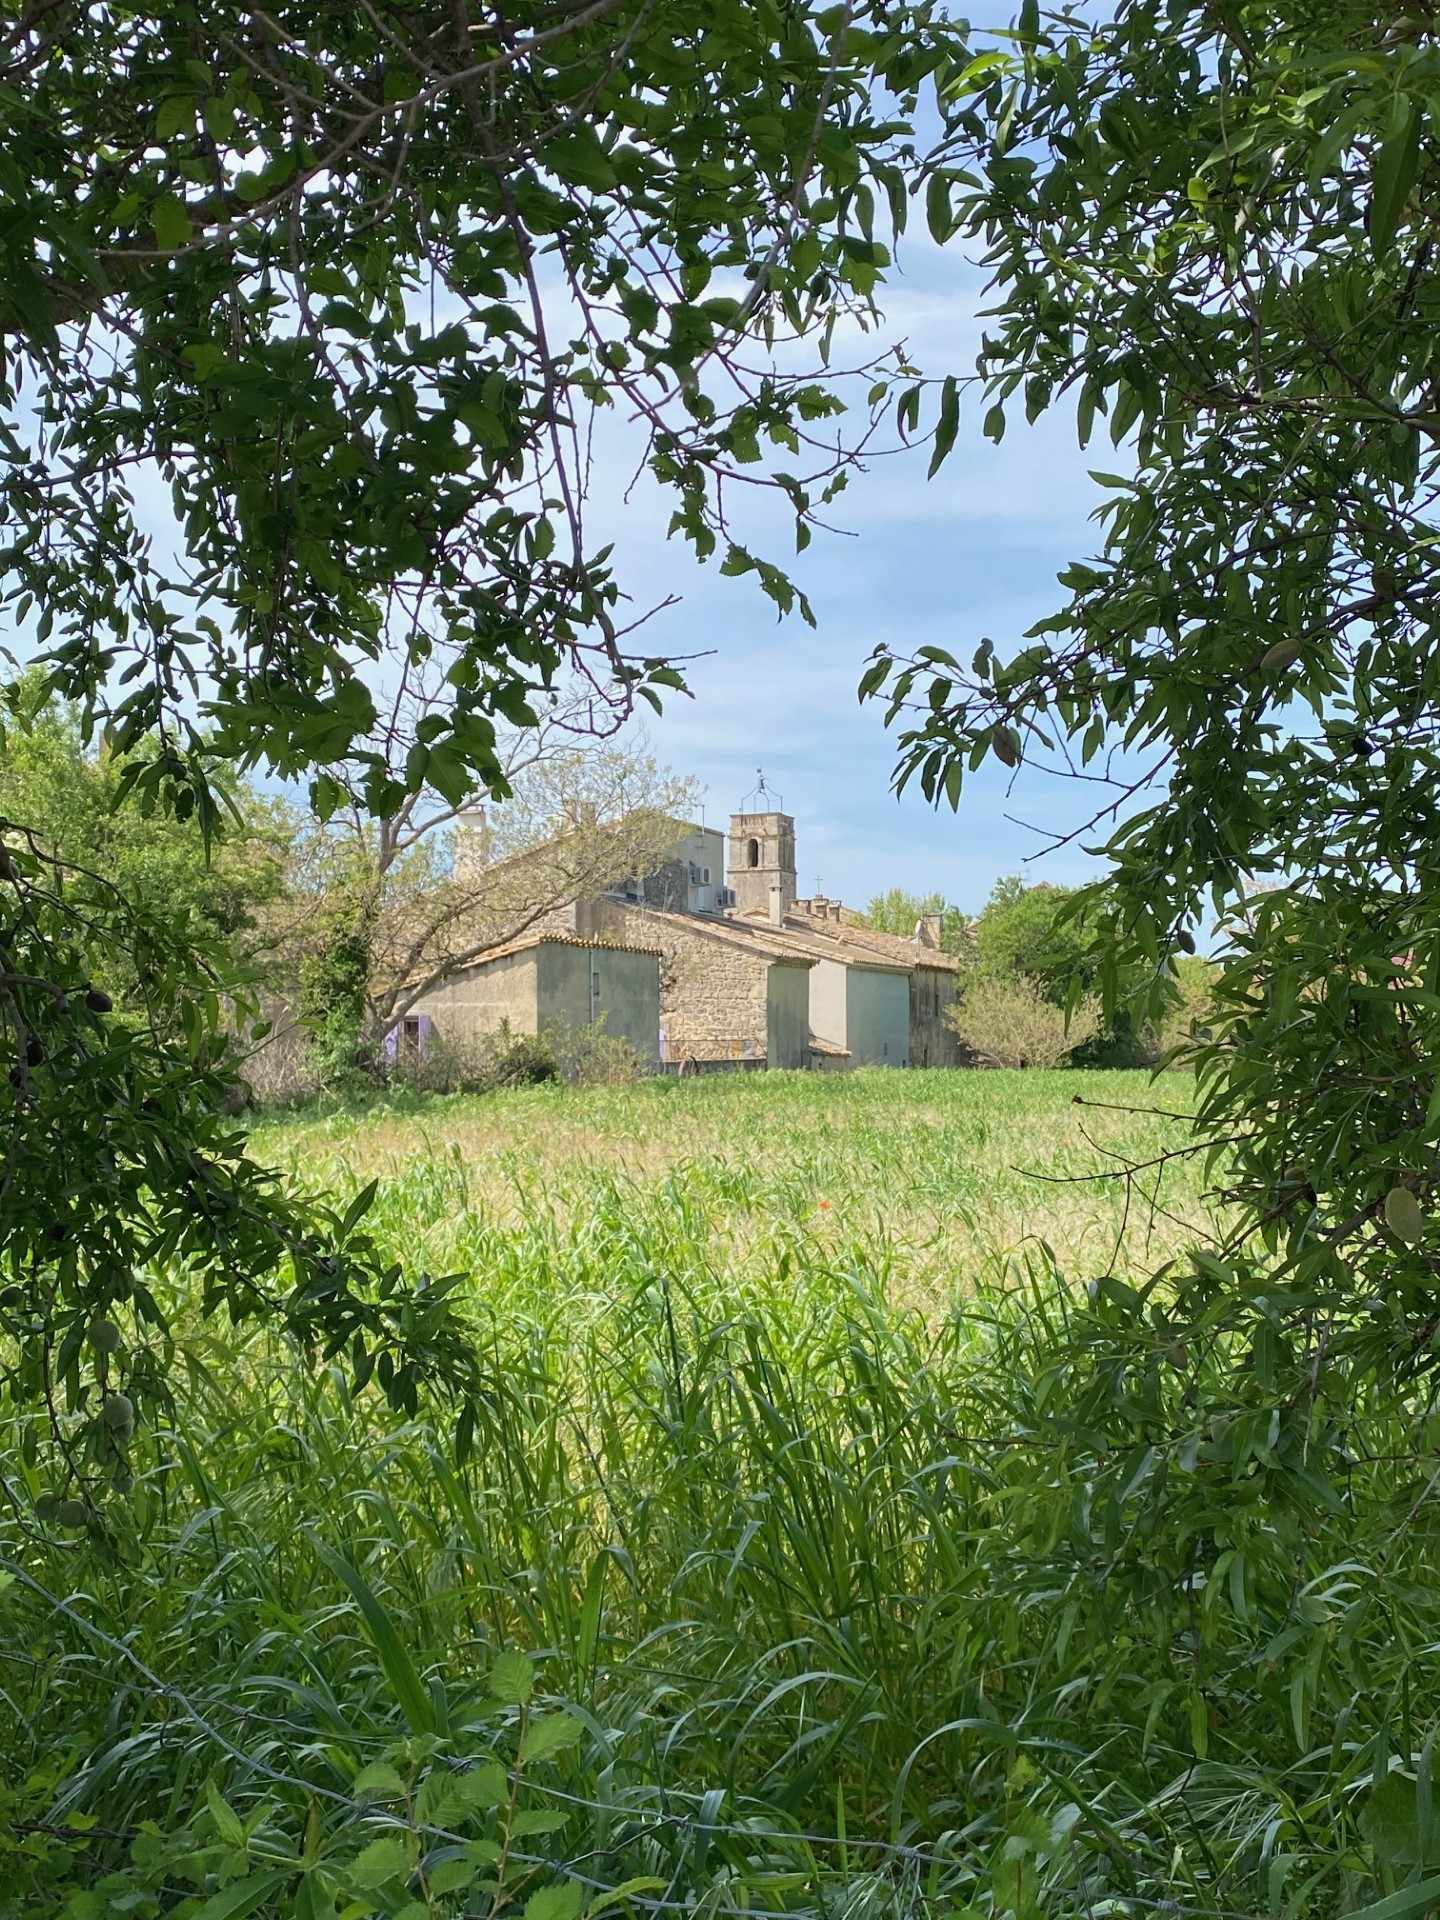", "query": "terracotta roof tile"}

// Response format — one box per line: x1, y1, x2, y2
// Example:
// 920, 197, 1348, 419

623, 907, 819, 965
733, 907, 953, 971
456, 930, 665, 967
